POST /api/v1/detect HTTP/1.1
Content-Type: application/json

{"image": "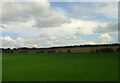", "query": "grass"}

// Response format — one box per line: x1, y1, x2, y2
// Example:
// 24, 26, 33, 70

2, 52, 118, 81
